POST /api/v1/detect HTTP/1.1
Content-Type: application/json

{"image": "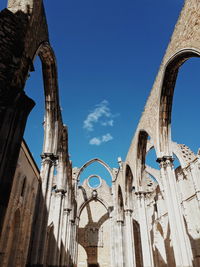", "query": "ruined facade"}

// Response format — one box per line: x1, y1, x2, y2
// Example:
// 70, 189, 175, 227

0, 0, 200, 266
